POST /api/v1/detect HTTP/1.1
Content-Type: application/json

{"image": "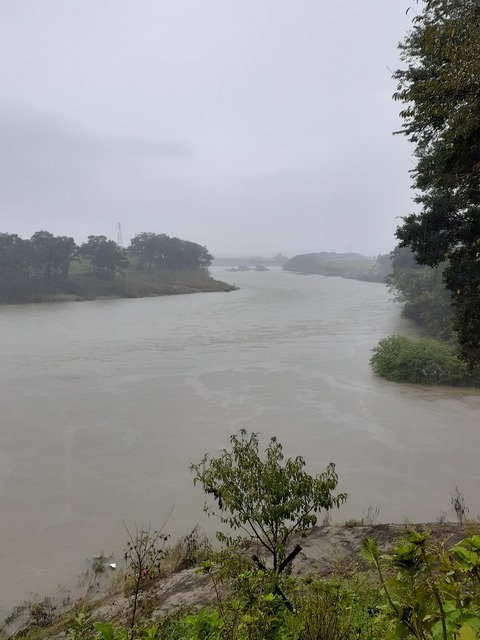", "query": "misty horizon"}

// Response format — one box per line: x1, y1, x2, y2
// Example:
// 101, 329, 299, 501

1, 2, 416, 258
